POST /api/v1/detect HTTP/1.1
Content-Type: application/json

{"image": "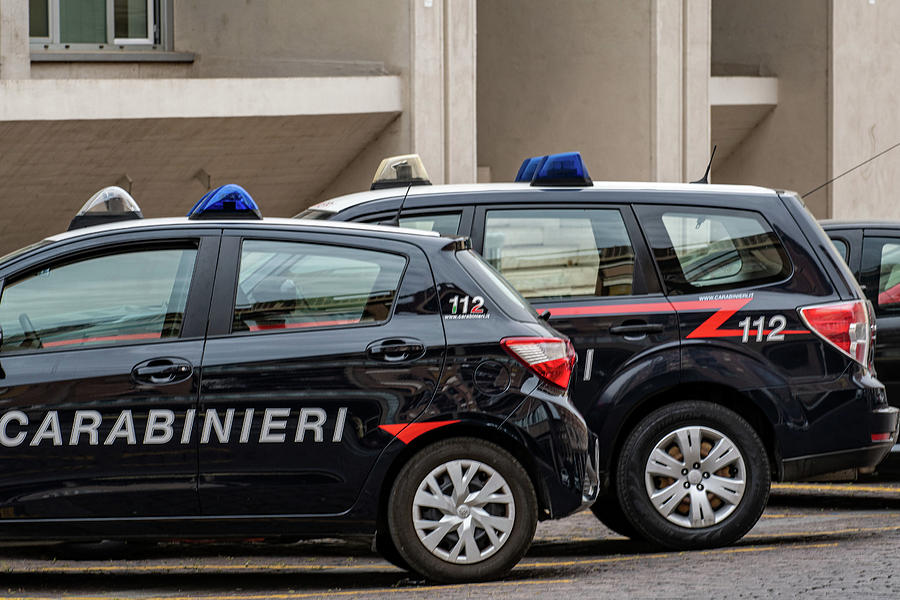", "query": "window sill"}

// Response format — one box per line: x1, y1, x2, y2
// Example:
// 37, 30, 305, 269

31, 51, 195, 63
